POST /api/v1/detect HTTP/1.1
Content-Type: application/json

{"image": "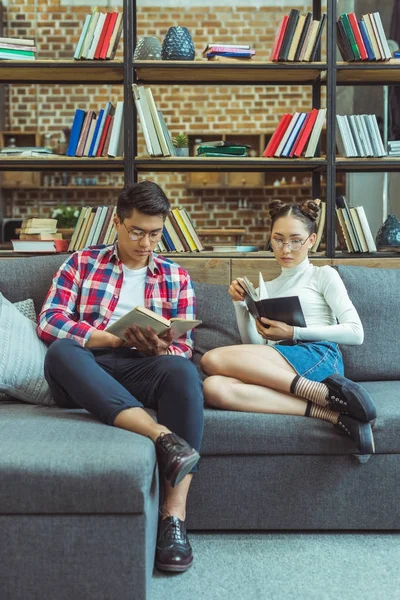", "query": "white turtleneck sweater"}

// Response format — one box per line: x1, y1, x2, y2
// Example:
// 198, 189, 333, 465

234, 257, 364, 346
